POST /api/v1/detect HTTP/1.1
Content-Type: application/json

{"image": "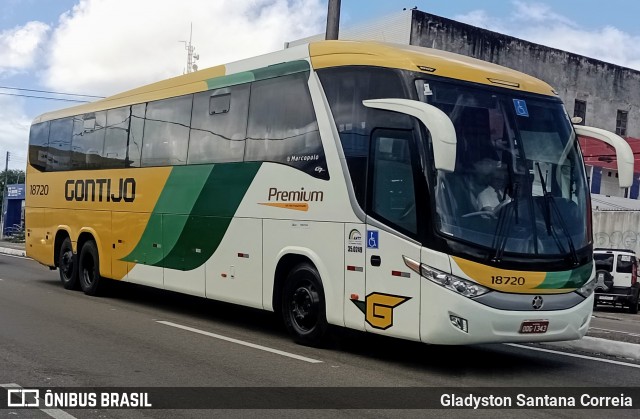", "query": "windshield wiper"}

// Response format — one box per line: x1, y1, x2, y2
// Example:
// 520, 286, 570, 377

491, 184, 515, 263
535, 163, 579, 266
